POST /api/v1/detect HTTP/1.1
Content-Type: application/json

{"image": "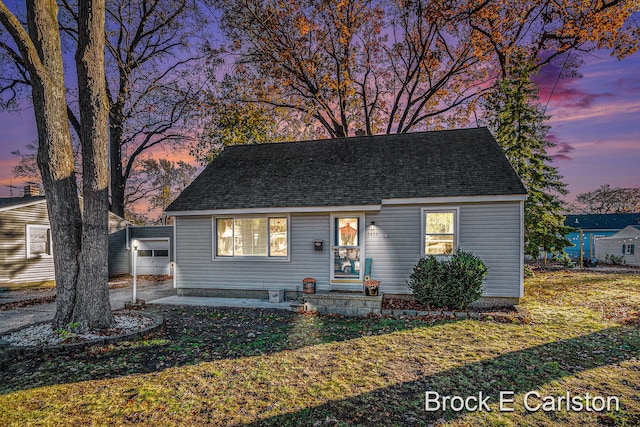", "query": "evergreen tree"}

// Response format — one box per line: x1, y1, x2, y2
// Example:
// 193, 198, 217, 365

484, 62, 572, 259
